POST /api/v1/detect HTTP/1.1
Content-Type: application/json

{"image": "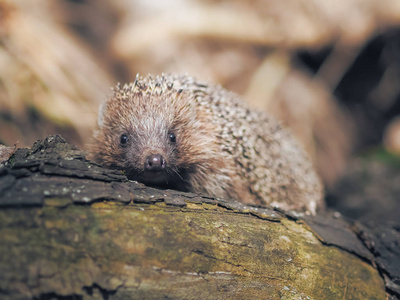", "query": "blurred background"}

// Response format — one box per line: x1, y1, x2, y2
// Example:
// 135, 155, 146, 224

1, 0, 400, 223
